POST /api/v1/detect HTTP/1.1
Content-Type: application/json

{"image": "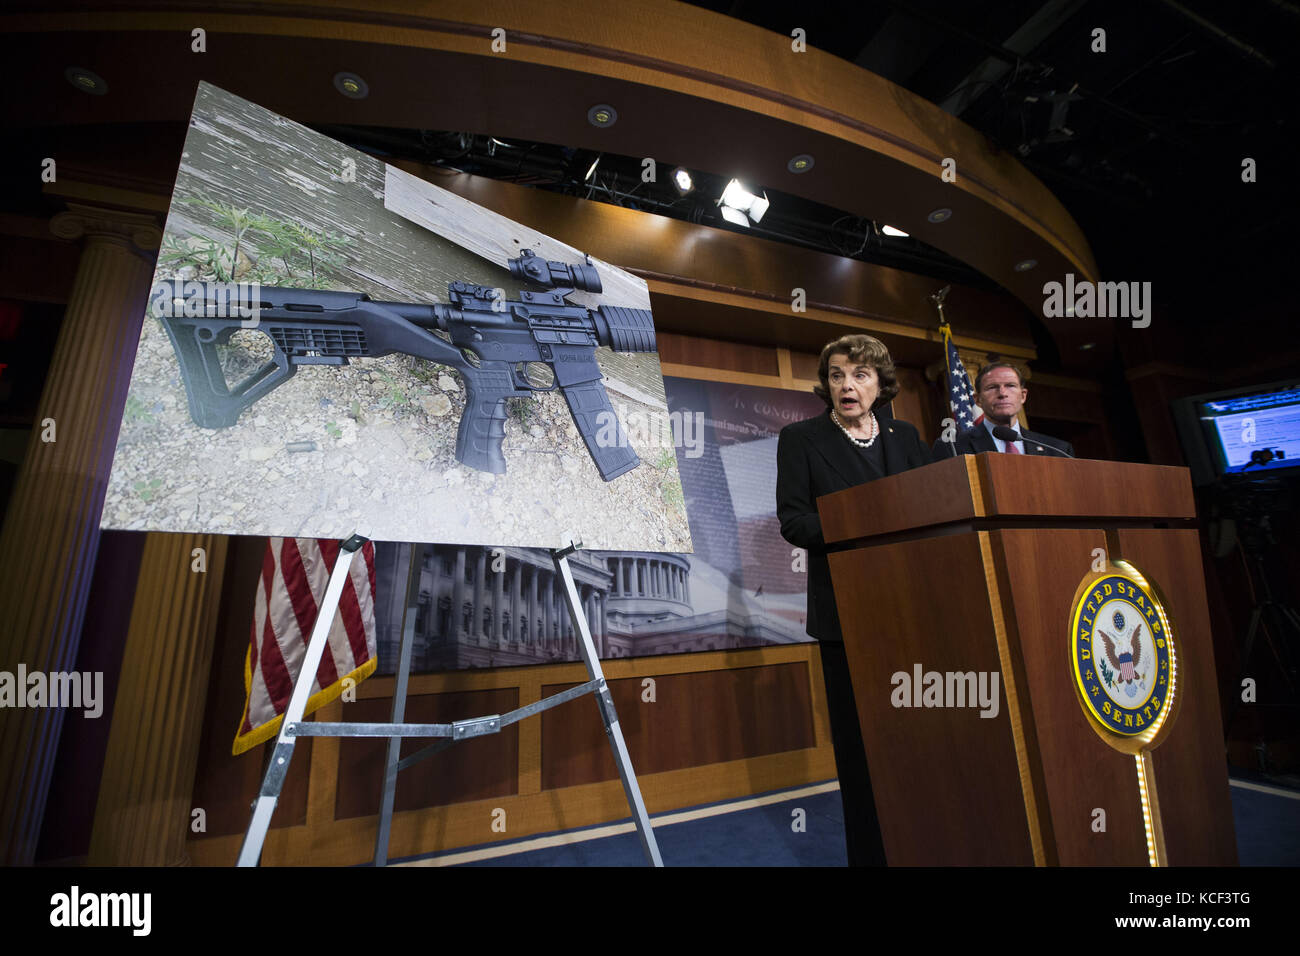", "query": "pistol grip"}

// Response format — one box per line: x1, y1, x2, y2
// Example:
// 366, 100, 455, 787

456, 370, 513, 474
